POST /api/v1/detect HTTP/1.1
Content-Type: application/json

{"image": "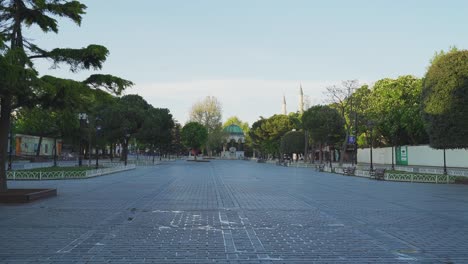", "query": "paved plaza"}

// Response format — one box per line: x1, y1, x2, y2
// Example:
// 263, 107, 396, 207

1, 160, 468, 263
